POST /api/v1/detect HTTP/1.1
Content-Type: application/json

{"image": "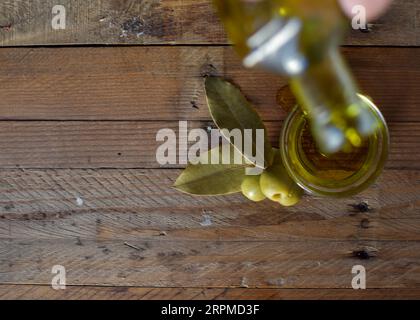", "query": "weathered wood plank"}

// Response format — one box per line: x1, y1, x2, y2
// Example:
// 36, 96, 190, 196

1, 285, 420, 300
0, 0, 417, 46
0, 121, 416, 169
346, 0, 420, 46
0, 0, 226, 46
0, 0, 417, 299
0, 47, 419, 122
0, 169, 419, 241
1, 238, 420, 288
